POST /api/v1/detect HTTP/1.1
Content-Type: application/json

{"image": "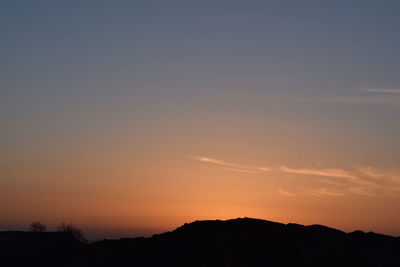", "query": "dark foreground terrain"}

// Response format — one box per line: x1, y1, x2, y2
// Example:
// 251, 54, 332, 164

1, 218, 400, 267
